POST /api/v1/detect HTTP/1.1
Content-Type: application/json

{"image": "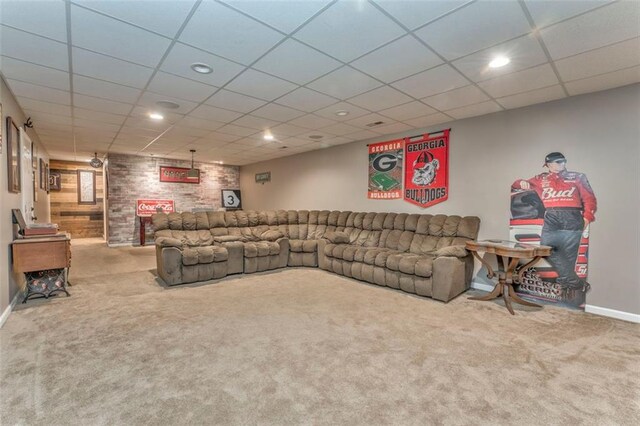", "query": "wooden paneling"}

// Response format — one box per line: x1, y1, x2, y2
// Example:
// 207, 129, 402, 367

50, 160, 104, 238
